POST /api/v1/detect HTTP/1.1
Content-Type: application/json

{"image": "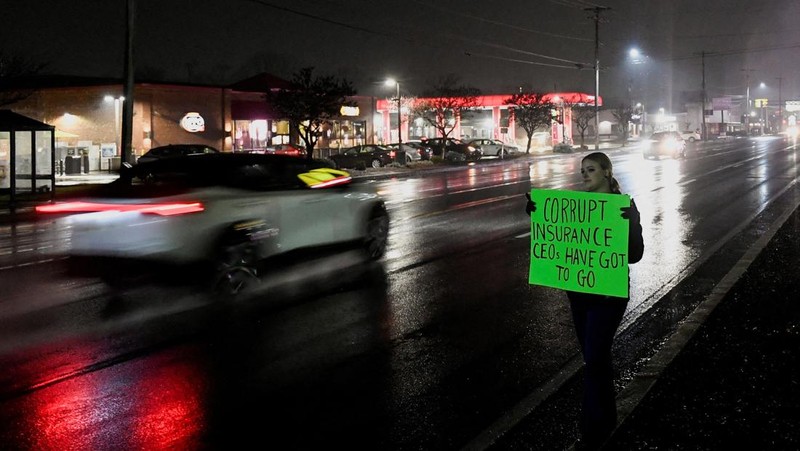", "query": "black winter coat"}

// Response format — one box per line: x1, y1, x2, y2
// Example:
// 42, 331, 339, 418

567, 197, 644, 302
